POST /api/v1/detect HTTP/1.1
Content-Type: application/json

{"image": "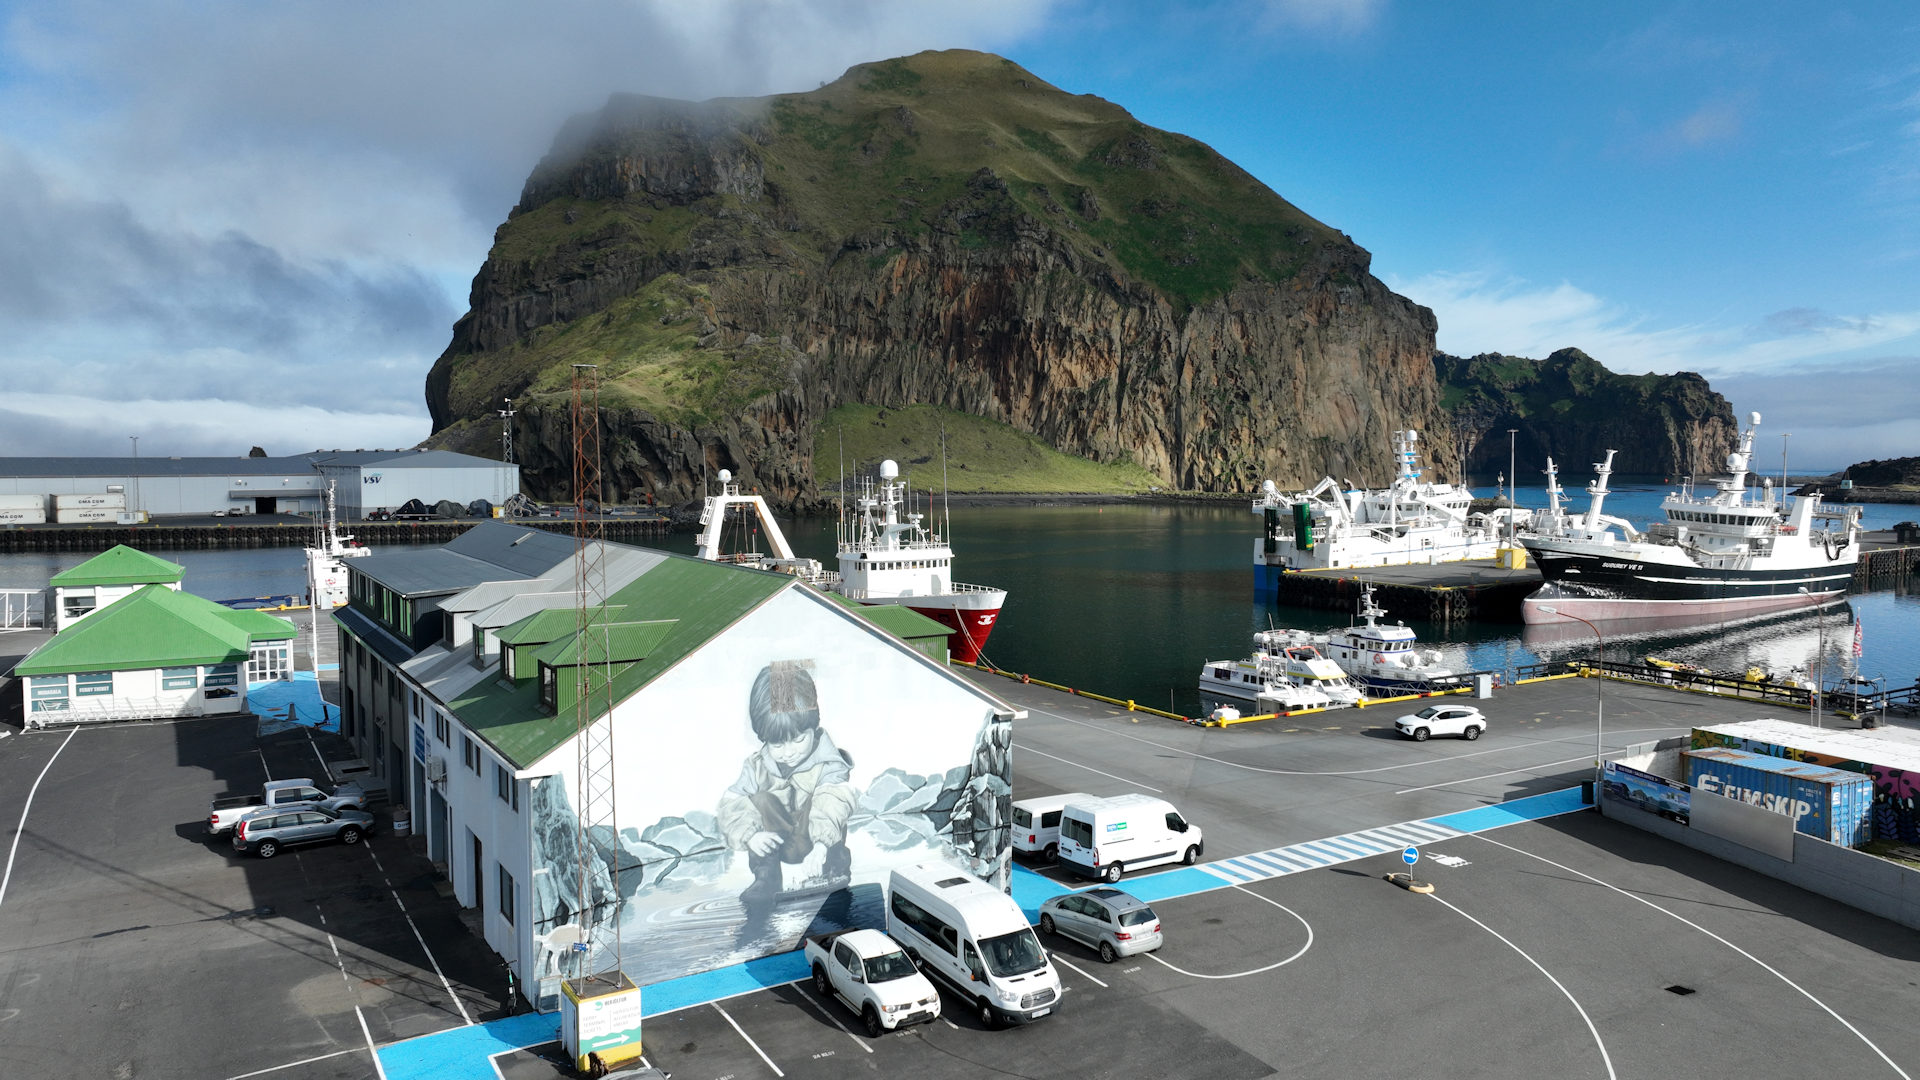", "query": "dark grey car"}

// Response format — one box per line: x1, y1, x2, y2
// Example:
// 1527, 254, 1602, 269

232, 806, 374, 858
